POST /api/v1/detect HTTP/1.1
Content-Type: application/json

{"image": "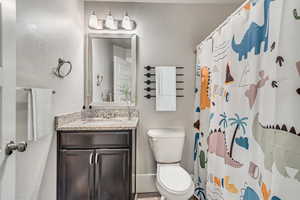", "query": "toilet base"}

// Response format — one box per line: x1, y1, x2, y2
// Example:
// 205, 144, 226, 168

156, 181, 194, 200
